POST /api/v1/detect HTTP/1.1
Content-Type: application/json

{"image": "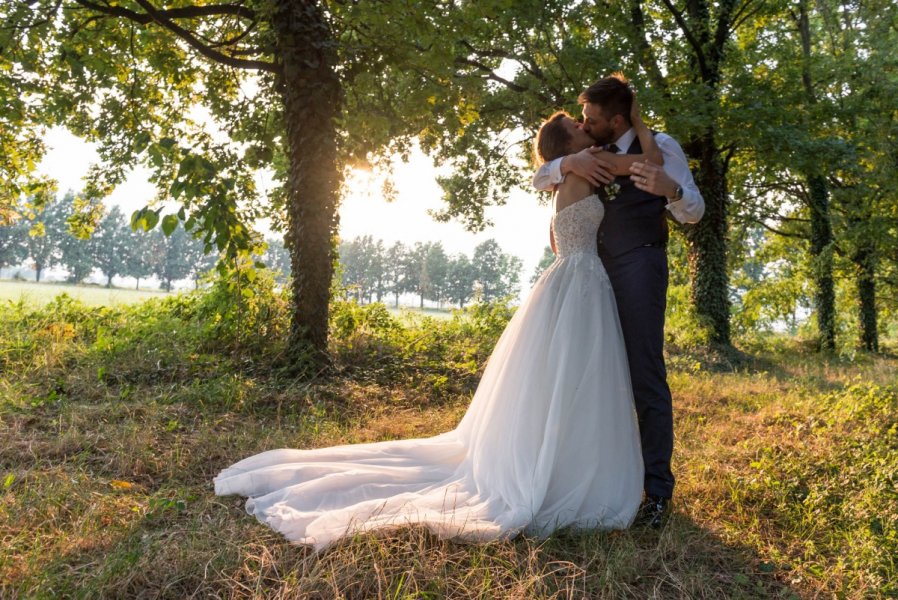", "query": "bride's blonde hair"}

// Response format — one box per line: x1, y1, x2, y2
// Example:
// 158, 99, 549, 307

533, 111, 573, 166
